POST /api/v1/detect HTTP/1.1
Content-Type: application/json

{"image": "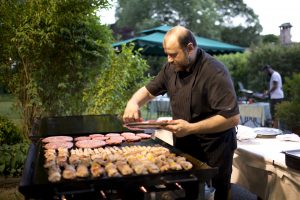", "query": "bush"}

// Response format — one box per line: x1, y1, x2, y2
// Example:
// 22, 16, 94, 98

276, 73, 300, 133
276, 101, 300, 131
0, 116, 23, 145
215, 52, 251, 92
0, 143, 29, 176
247, 43, 300, 92
84, 44, 150, 116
